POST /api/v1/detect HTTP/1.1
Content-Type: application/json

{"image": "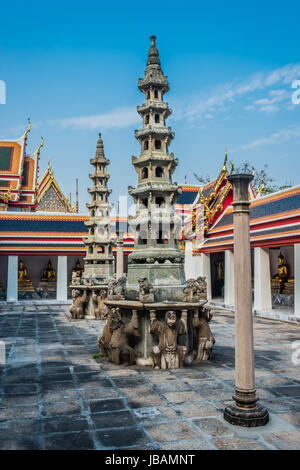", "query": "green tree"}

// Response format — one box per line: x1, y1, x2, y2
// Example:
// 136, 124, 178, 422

194, 161, 292, 196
